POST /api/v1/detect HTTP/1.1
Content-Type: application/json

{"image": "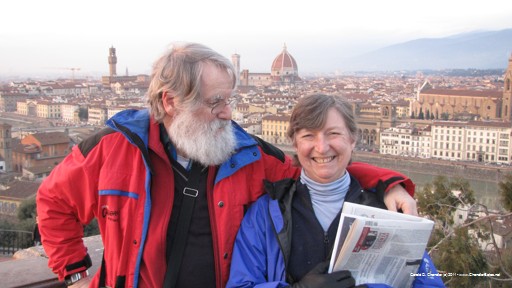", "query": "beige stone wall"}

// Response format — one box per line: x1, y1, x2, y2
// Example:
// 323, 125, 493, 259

411, 93, 501, 120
